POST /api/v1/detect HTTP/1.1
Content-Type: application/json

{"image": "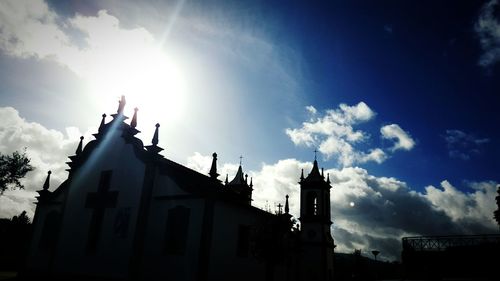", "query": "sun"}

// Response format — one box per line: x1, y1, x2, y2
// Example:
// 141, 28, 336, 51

88, 46, 187, 123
